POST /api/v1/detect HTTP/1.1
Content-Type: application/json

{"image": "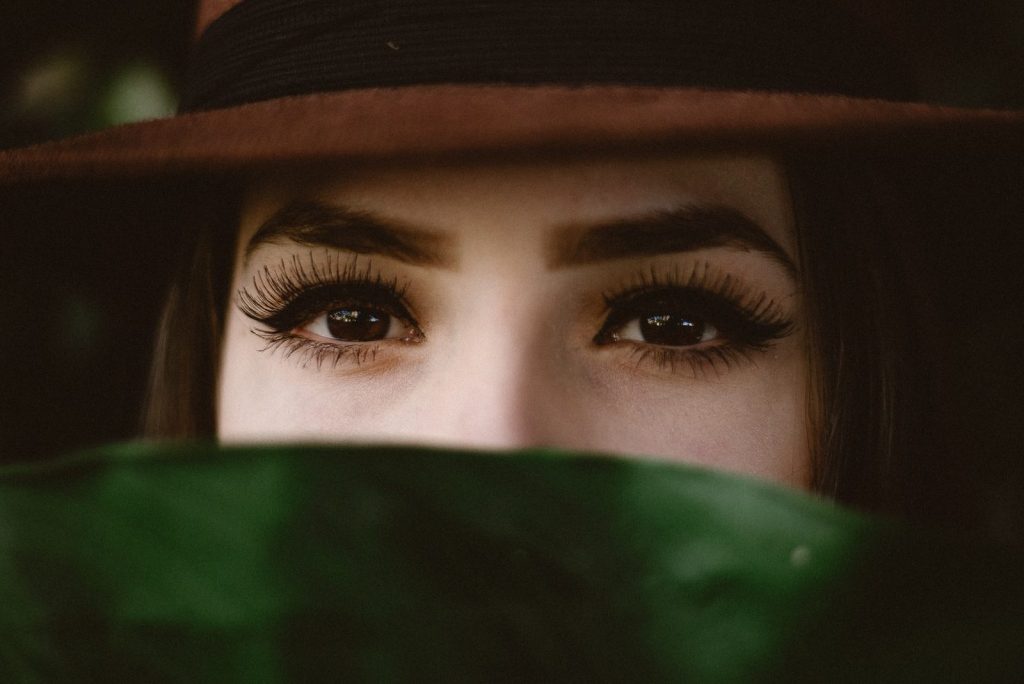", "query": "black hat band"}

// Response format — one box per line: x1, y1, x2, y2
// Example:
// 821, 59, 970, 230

182, 0, 916, 113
